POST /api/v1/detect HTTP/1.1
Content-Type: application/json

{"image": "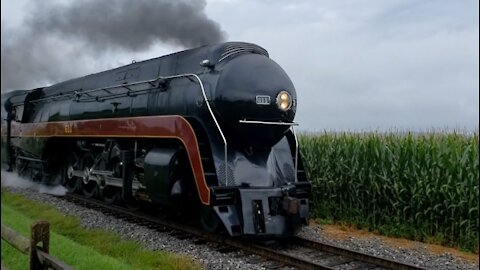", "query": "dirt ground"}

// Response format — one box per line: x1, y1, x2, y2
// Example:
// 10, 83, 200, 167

315, 222, 479, 264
